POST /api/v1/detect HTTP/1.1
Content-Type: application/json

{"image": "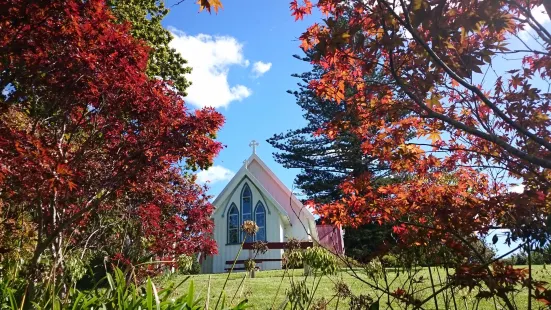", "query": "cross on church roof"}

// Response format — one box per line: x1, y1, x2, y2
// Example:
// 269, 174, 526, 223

249, 140, 259, 154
